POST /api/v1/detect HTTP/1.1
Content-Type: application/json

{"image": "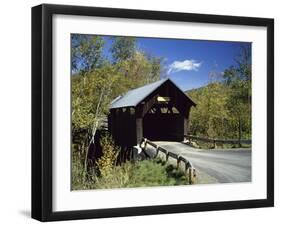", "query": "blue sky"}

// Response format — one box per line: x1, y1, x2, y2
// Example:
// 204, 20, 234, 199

136, 38, 251, 90
75, 35, 251, 91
